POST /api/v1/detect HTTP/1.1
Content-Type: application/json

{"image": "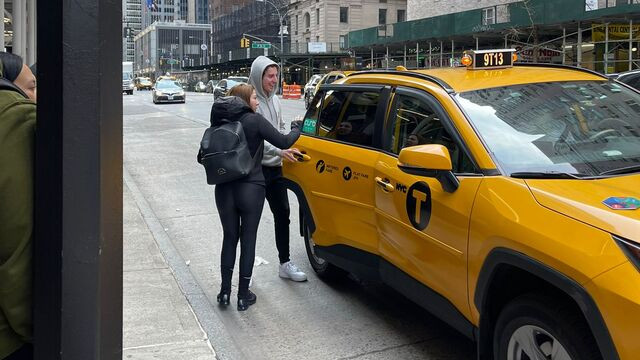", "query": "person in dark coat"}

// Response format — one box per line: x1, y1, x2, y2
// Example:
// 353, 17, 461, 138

211, 84, 300, 311
0, 52, 37, 359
